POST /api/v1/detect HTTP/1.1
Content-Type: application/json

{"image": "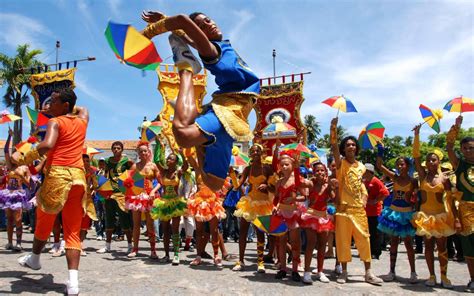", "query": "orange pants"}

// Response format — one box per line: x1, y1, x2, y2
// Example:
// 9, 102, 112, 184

34, 185, 85, 251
